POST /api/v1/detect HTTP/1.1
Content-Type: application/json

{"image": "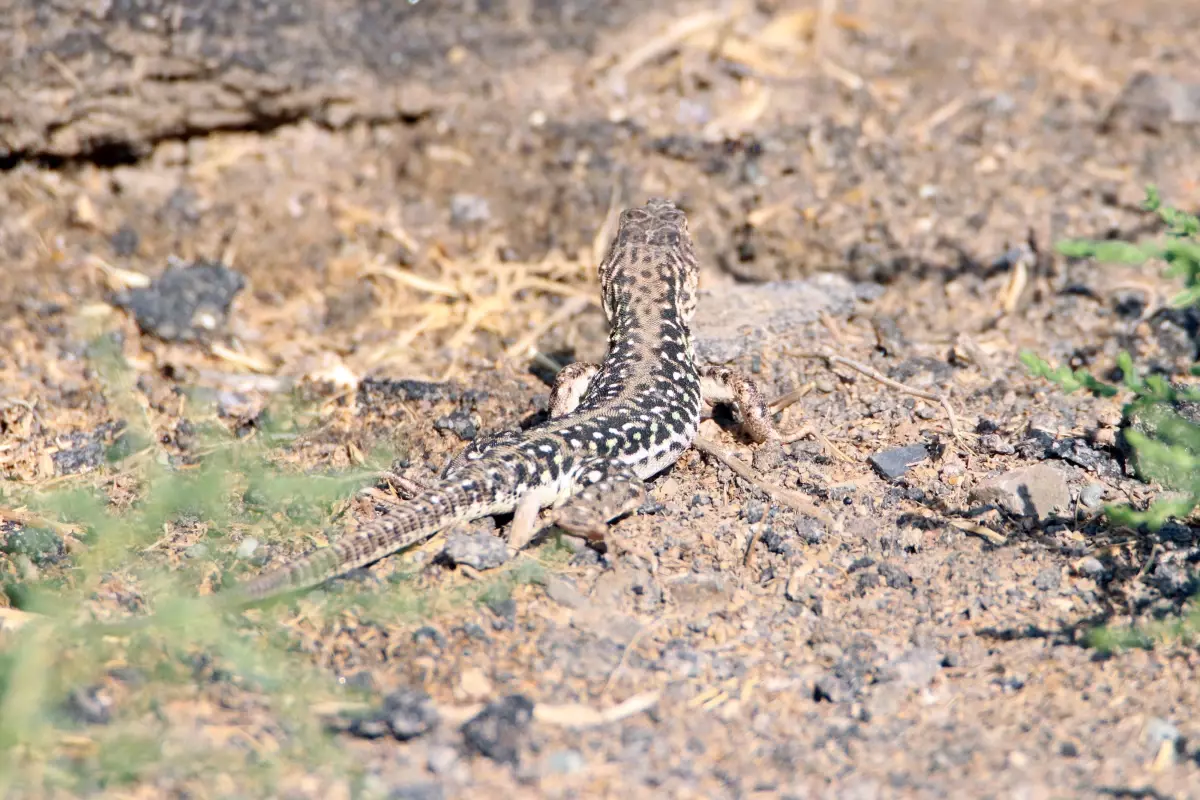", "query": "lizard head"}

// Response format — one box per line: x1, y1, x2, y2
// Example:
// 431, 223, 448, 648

598, 198, 699, 329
